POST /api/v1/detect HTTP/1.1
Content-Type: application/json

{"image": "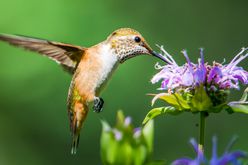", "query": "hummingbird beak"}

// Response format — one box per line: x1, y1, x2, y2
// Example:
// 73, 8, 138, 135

150, 50, 168, 63
143, 42, 168, 64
